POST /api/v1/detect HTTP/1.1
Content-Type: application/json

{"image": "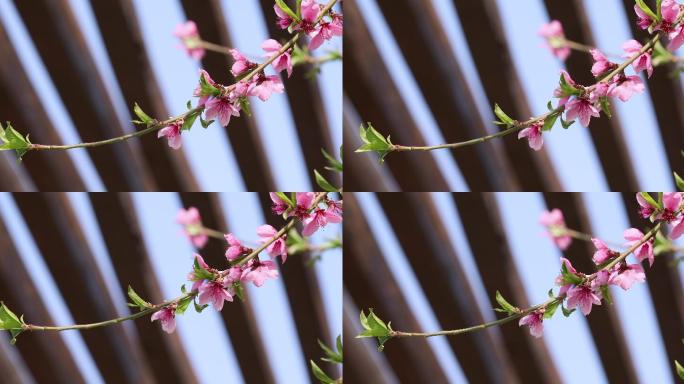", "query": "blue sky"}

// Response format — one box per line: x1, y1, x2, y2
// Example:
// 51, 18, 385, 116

0, 0, 342, 191
356, 0, 679, 191
355, 192, 682, 384
0, 192, 342, 384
